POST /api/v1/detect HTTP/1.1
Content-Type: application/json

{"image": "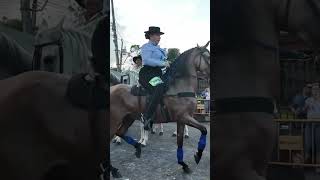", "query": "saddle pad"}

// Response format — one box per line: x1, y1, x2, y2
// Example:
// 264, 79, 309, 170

66, 73, 107, 110
130, 85, 149, 96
